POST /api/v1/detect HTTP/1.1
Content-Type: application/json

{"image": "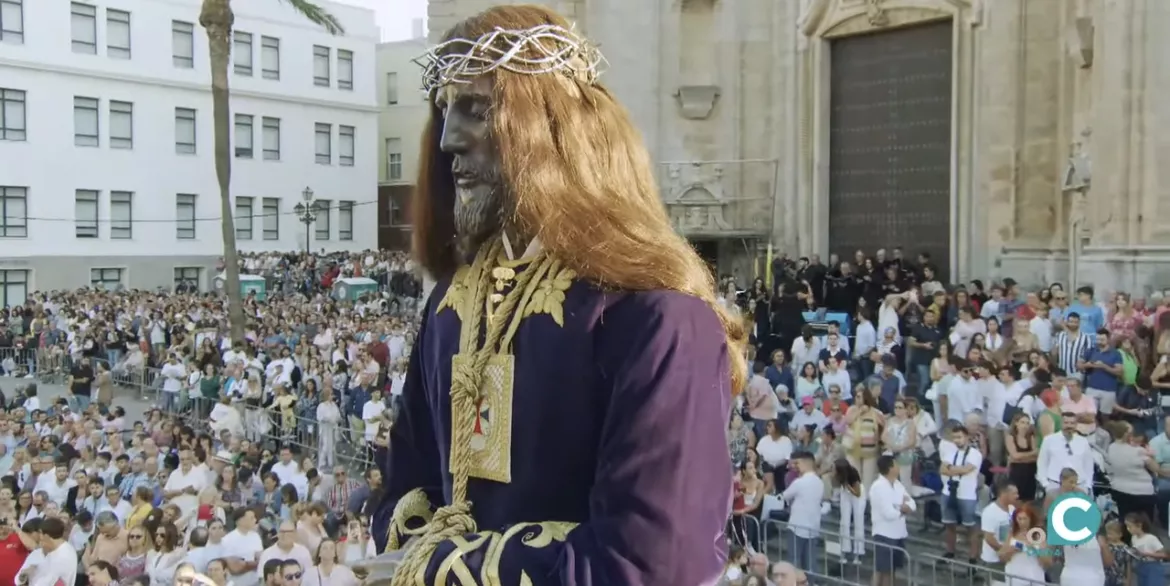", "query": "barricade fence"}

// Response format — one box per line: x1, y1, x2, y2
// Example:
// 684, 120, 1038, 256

760, 519, 1058, 586
0, 347, 378, 474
